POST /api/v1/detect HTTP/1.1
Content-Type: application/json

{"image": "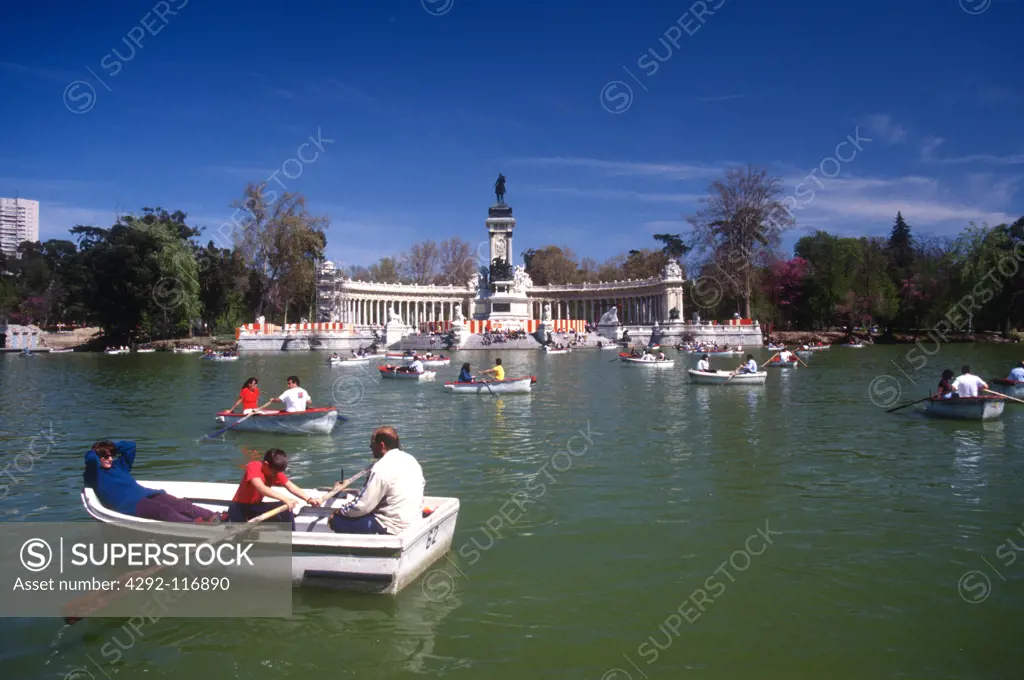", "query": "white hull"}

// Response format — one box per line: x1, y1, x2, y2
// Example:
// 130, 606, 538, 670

80, 481, 459, 595
136, 349, 156, 353
621, 357, 674, 367
396, 355, 451, 367
926, 397, 1005, 421
688, 369, 767, 385
839, 344, 865, 348
104, 350, 127, 355
215, 408, 339, 434
49, 348, 74, 353
379, 367, 437, 381
444, 377, 534, 394
201, 355, 239, 362
544, 348, 571, 354
173, 348, 203, 354
705, 351, 744, 357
